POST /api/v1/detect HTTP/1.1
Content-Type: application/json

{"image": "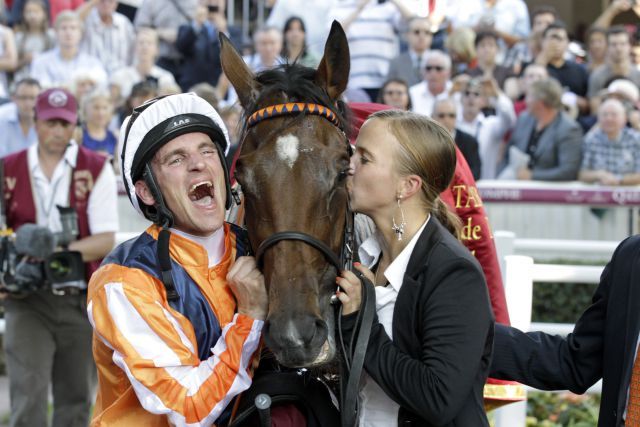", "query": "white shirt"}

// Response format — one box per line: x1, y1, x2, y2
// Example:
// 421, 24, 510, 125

110, 65, 178, 99
409, 80, 452, 117
242, 53, 286, 73
27, 141, 119, 234
457, 93, 515, 179
356, 216, 430, 427
446, 0, 530, 63
82, 9, 136, 75
29, 48, 108, 89
328, 1, 402, 89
